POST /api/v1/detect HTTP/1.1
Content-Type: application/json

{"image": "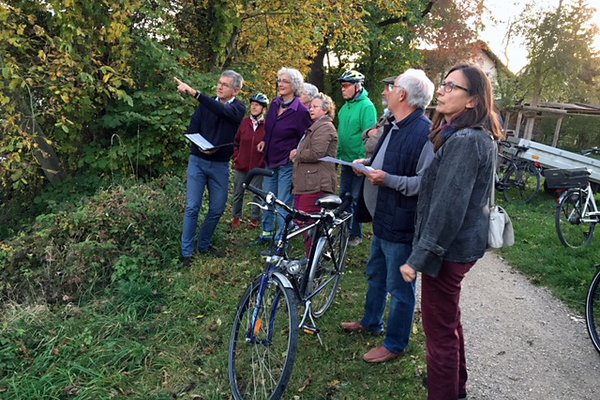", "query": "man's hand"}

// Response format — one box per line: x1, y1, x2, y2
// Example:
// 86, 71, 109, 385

365, 169, 386, 185
257, 141, 265, 152
352, 159, 367, 176
366, 128, 378, 138
400, 263, 417, 282
174, 77, 197, 97
289, 149, 297, 161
